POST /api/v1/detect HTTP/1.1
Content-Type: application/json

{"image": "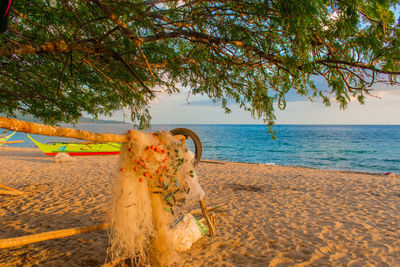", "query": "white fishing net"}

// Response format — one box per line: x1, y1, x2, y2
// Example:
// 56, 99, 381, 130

108, 130, 203, 266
